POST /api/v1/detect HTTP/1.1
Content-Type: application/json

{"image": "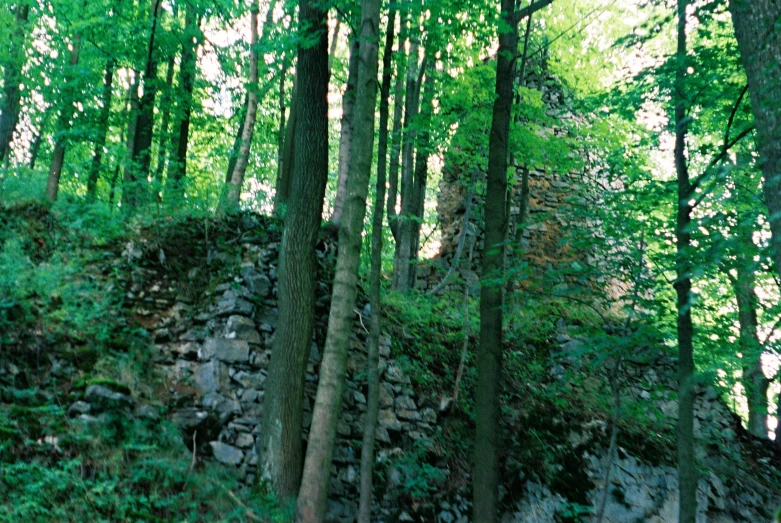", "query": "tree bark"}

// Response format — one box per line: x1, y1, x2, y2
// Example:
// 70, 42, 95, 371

409, 63, 435, 285
473, 0, 516, 519
387, 2, 408, 241
673, 1, 696, 521
151, 53, 176, 198
257, 0, 329, 502
29, 108, 52, 170
358, 10, 395, 521
274, 59, 288, 209
0, 3, 30, 163
87, 57, 116, 200
295, 0, 382, 518
122, 71, 140, 207
126, 0, 163, 212
729, 0, 781, 283
391, 40, 422, 292
329, 35, 360, 227
225, 95, 247, 186
274, 73, 297, 215
45, 33, 82, 202
167, 4, 199, 201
